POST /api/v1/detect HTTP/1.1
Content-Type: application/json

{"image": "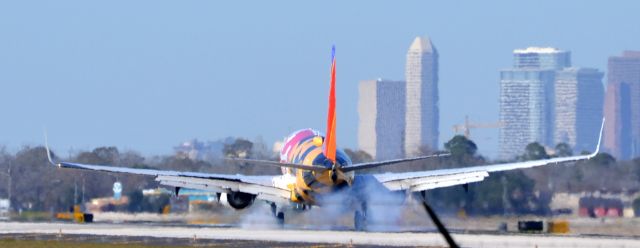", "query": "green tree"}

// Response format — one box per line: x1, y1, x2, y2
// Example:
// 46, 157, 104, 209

522, 142, 550, 161
445, 135, 477, 158
634, 158, 640, 181
589, 153, 616, 167
223, 138, 253, 158
464, 171, 548, 215
554, 143, 573, 157
634, 197, 640, 216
